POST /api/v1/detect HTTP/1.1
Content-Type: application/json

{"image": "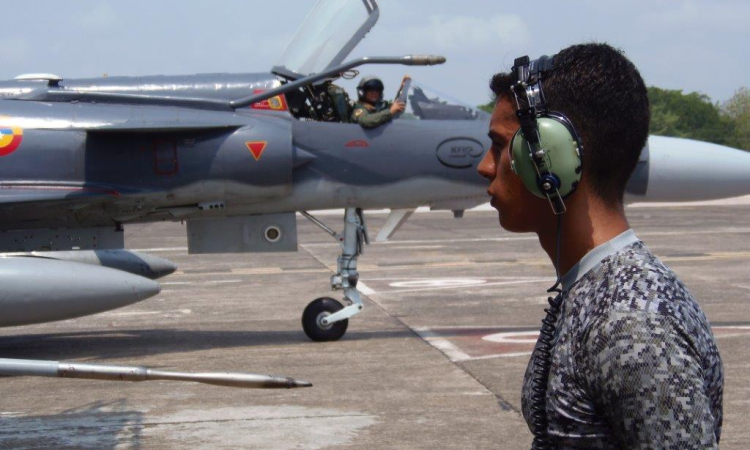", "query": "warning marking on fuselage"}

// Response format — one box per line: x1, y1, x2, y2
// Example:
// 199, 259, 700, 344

246, 141, 267, 161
